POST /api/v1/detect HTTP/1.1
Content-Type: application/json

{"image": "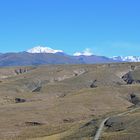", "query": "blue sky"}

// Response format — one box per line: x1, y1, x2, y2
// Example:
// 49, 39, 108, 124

0, 0, 140, 56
